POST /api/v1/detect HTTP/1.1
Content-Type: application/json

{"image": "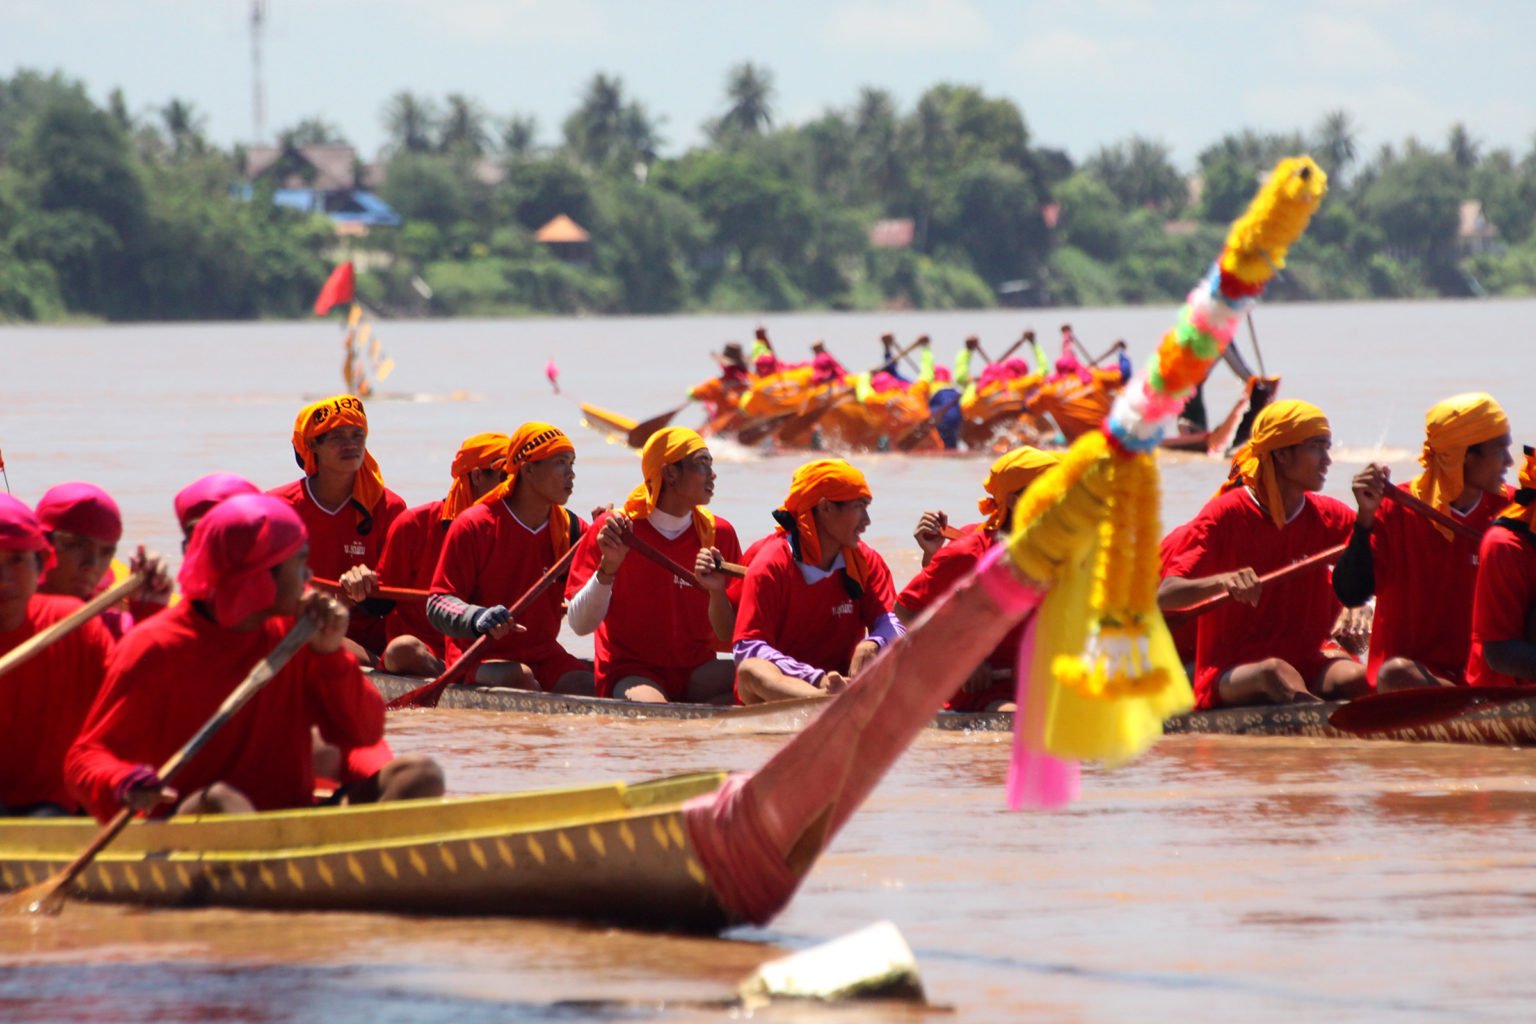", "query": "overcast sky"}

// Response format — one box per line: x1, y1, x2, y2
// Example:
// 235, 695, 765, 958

5, 0, 1532, 169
